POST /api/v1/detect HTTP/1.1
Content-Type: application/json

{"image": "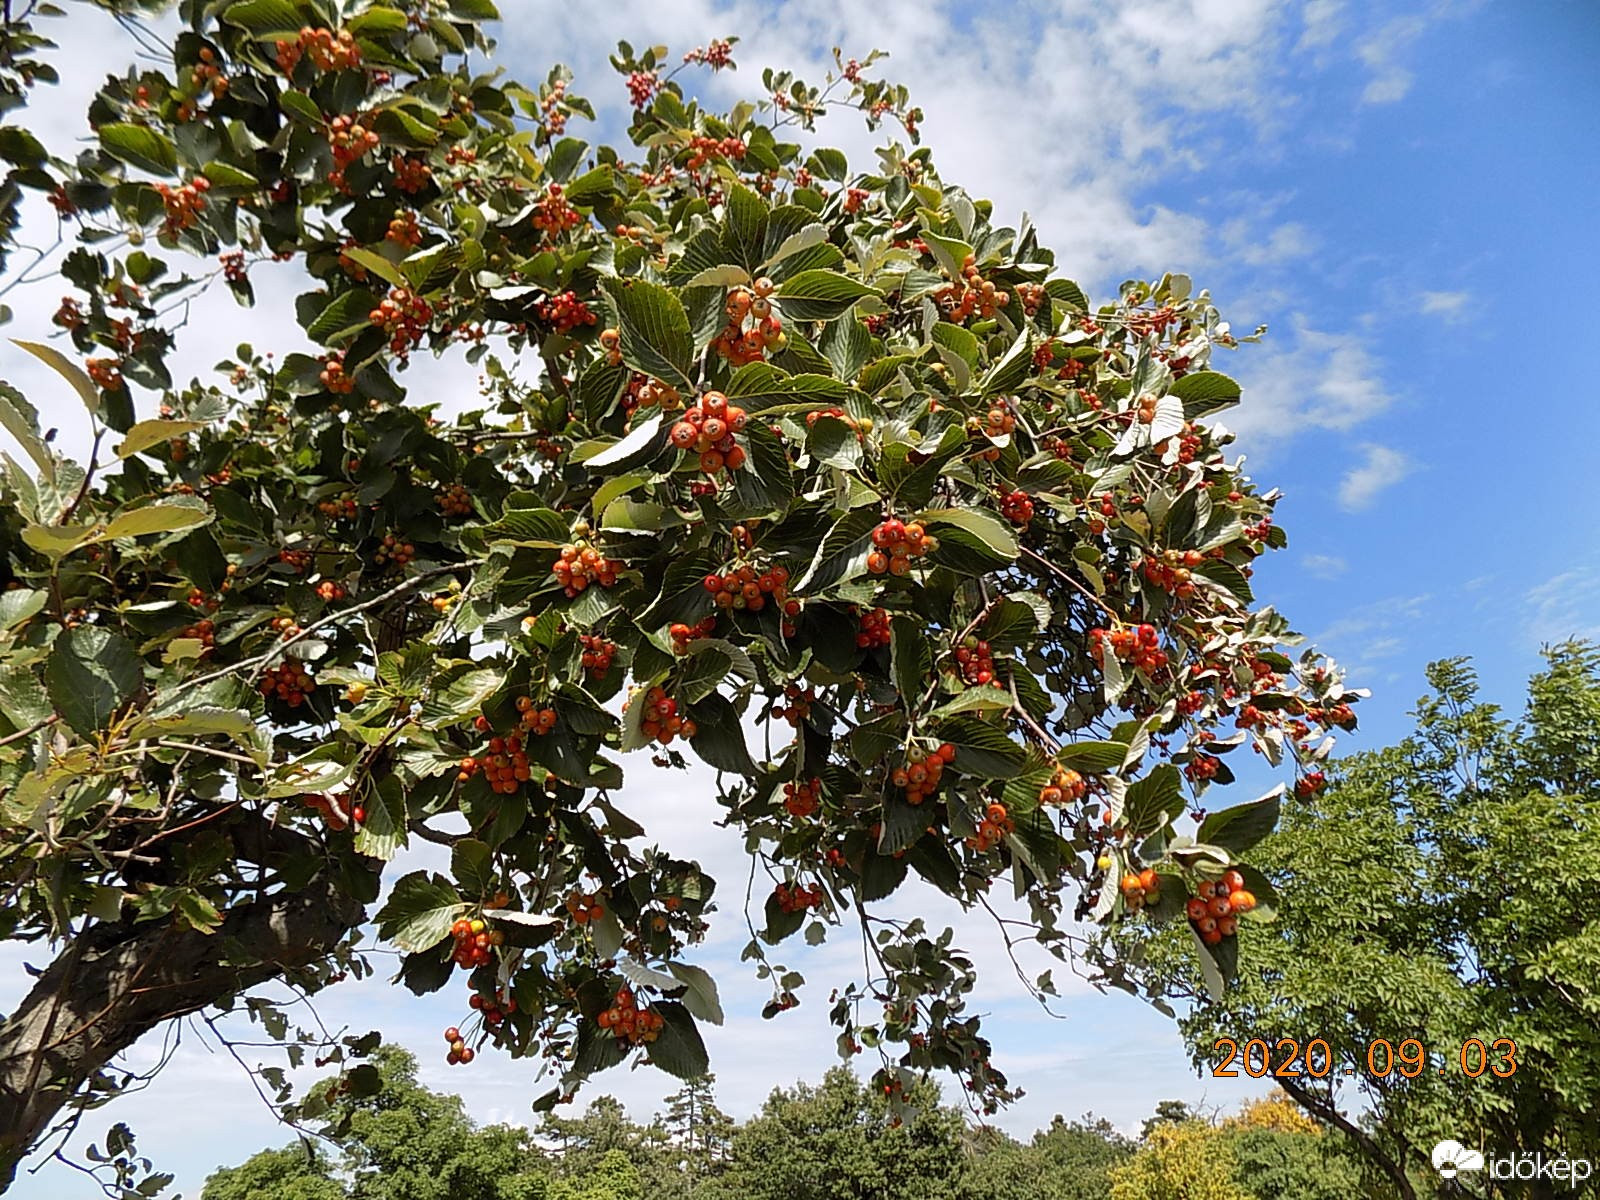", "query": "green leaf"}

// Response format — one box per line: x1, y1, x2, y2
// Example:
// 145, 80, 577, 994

1193, 559, 1254, 604
12, 340, 101, 414
890, 615, 931, 703
1197, 785, 1283, 855
645, 1001, 709, 1079
978, 328, 1034, 397
930, 321, 979, 368
937, 715, 1028, 779
1045, 278, 1089, 310
336, 247, 409, 290
451, 838, 494, 897
221, 0, 308, 38
724, 362, 849, 411
599, 277, 693, 391
420, 667, 502, 725
794, 506, 879, 592
564, 164, 617, 206
636, 548, 720, 629
98, 123, 178, 175
583, 411, 665, 471
666, 963, 724, 1026
0, 588, 47, 630
0, 385, 52, 477
775, 269, 880, 322
21, 523, 93, 562
1124, 764, 1185, 837
101, 498, 212, 541
1171, 371, 1242, 420
46, 626, 142, 735
353, 775, 408, 861
375, 871, 468, 952
116, 419, 206, 459
761, 221, 829, 270
1055, 740, 1129, 773
916, 507, 1018, 561
174, 890, 223, 934
928, 688, 1011, 719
